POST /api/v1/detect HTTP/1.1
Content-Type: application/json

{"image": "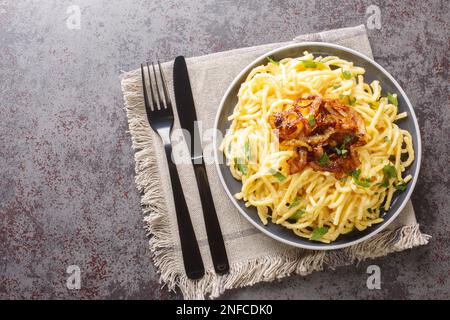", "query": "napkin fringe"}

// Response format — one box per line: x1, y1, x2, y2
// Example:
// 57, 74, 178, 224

121, 69, 430, 300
